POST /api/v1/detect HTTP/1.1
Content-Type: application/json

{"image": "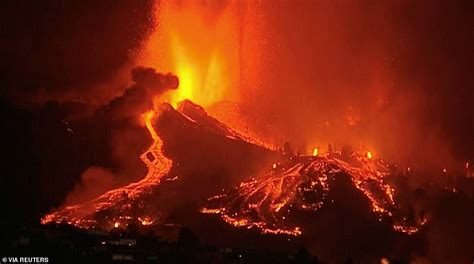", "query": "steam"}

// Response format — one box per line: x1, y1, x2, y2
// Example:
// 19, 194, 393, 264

64, 167, 119, 205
